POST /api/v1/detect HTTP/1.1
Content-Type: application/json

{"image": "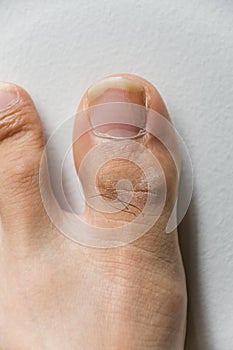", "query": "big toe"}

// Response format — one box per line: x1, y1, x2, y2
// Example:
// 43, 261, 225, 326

73, 74, 187, 349
73, 74, 180, 251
